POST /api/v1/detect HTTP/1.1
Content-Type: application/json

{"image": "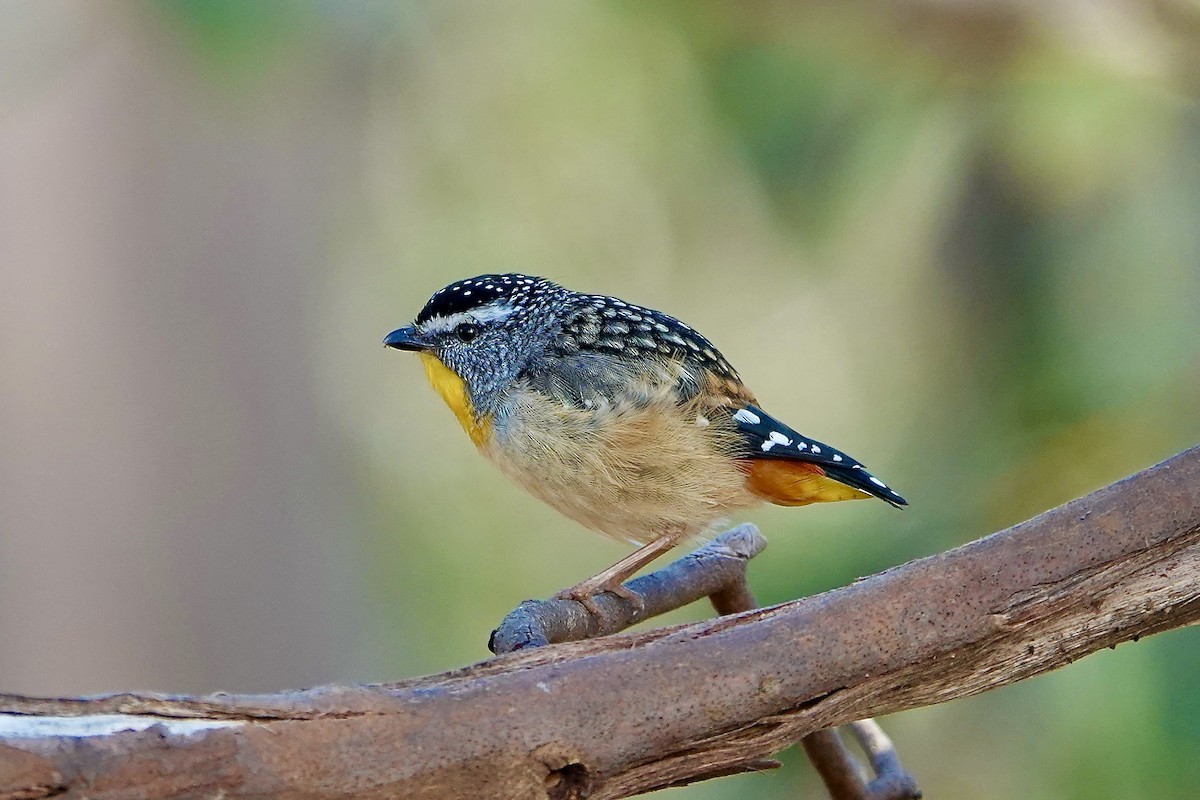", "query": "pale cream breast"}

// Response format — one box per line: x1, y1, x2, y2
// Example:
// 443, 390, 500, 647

484, 384, 759, 545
